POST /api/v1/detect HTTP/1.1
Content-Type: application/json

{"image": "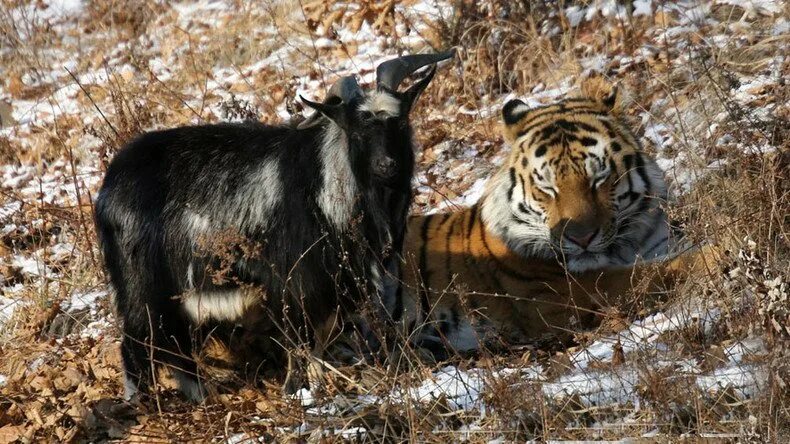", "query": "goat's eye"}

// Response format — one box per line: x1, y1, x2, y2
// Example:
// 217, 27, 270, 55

386, 116, 407, 130
359, 111, 375, 122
